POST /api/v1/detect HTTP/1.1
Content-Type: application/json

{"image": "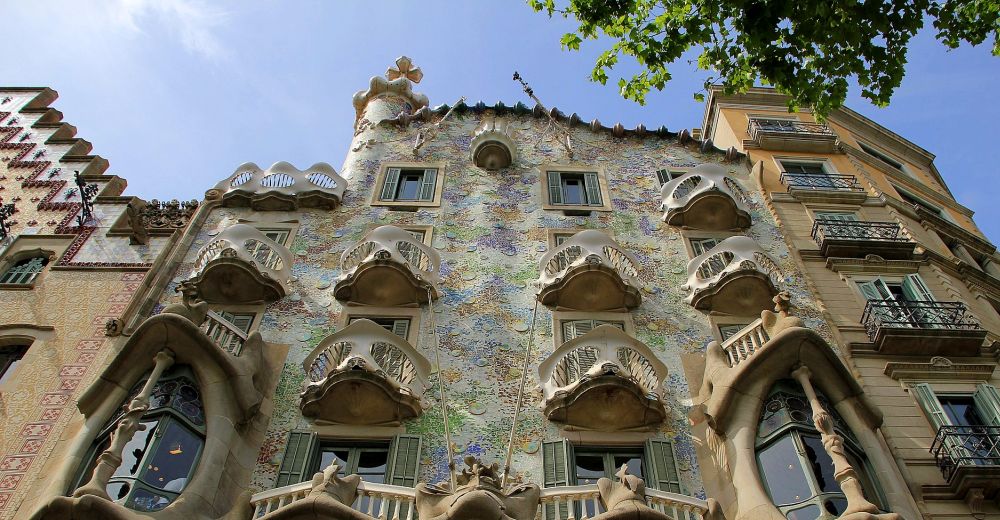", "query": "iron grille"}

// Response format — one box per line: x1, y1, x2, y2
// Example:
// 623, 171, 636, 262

748, 118, 836, 138
780, 172, 863, 192
931, 425, 1000, 481
862, 300, 981, 341
811, 220, 908, 244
